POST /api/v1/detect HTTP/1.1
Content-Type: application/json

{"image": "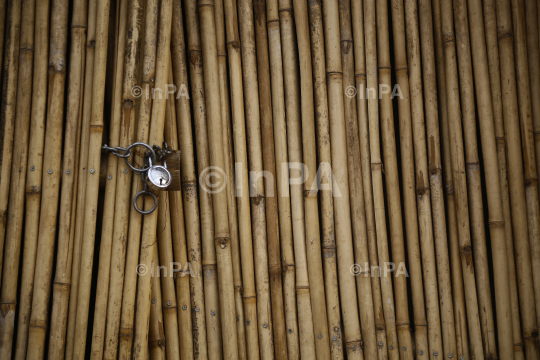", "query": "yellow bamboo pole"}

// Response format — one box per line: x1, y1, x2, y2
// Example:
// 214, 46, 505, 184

12, 1, 50, 358
149, 249, 166, 360
266, 0, 299, 357
170, 0, 208, 357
